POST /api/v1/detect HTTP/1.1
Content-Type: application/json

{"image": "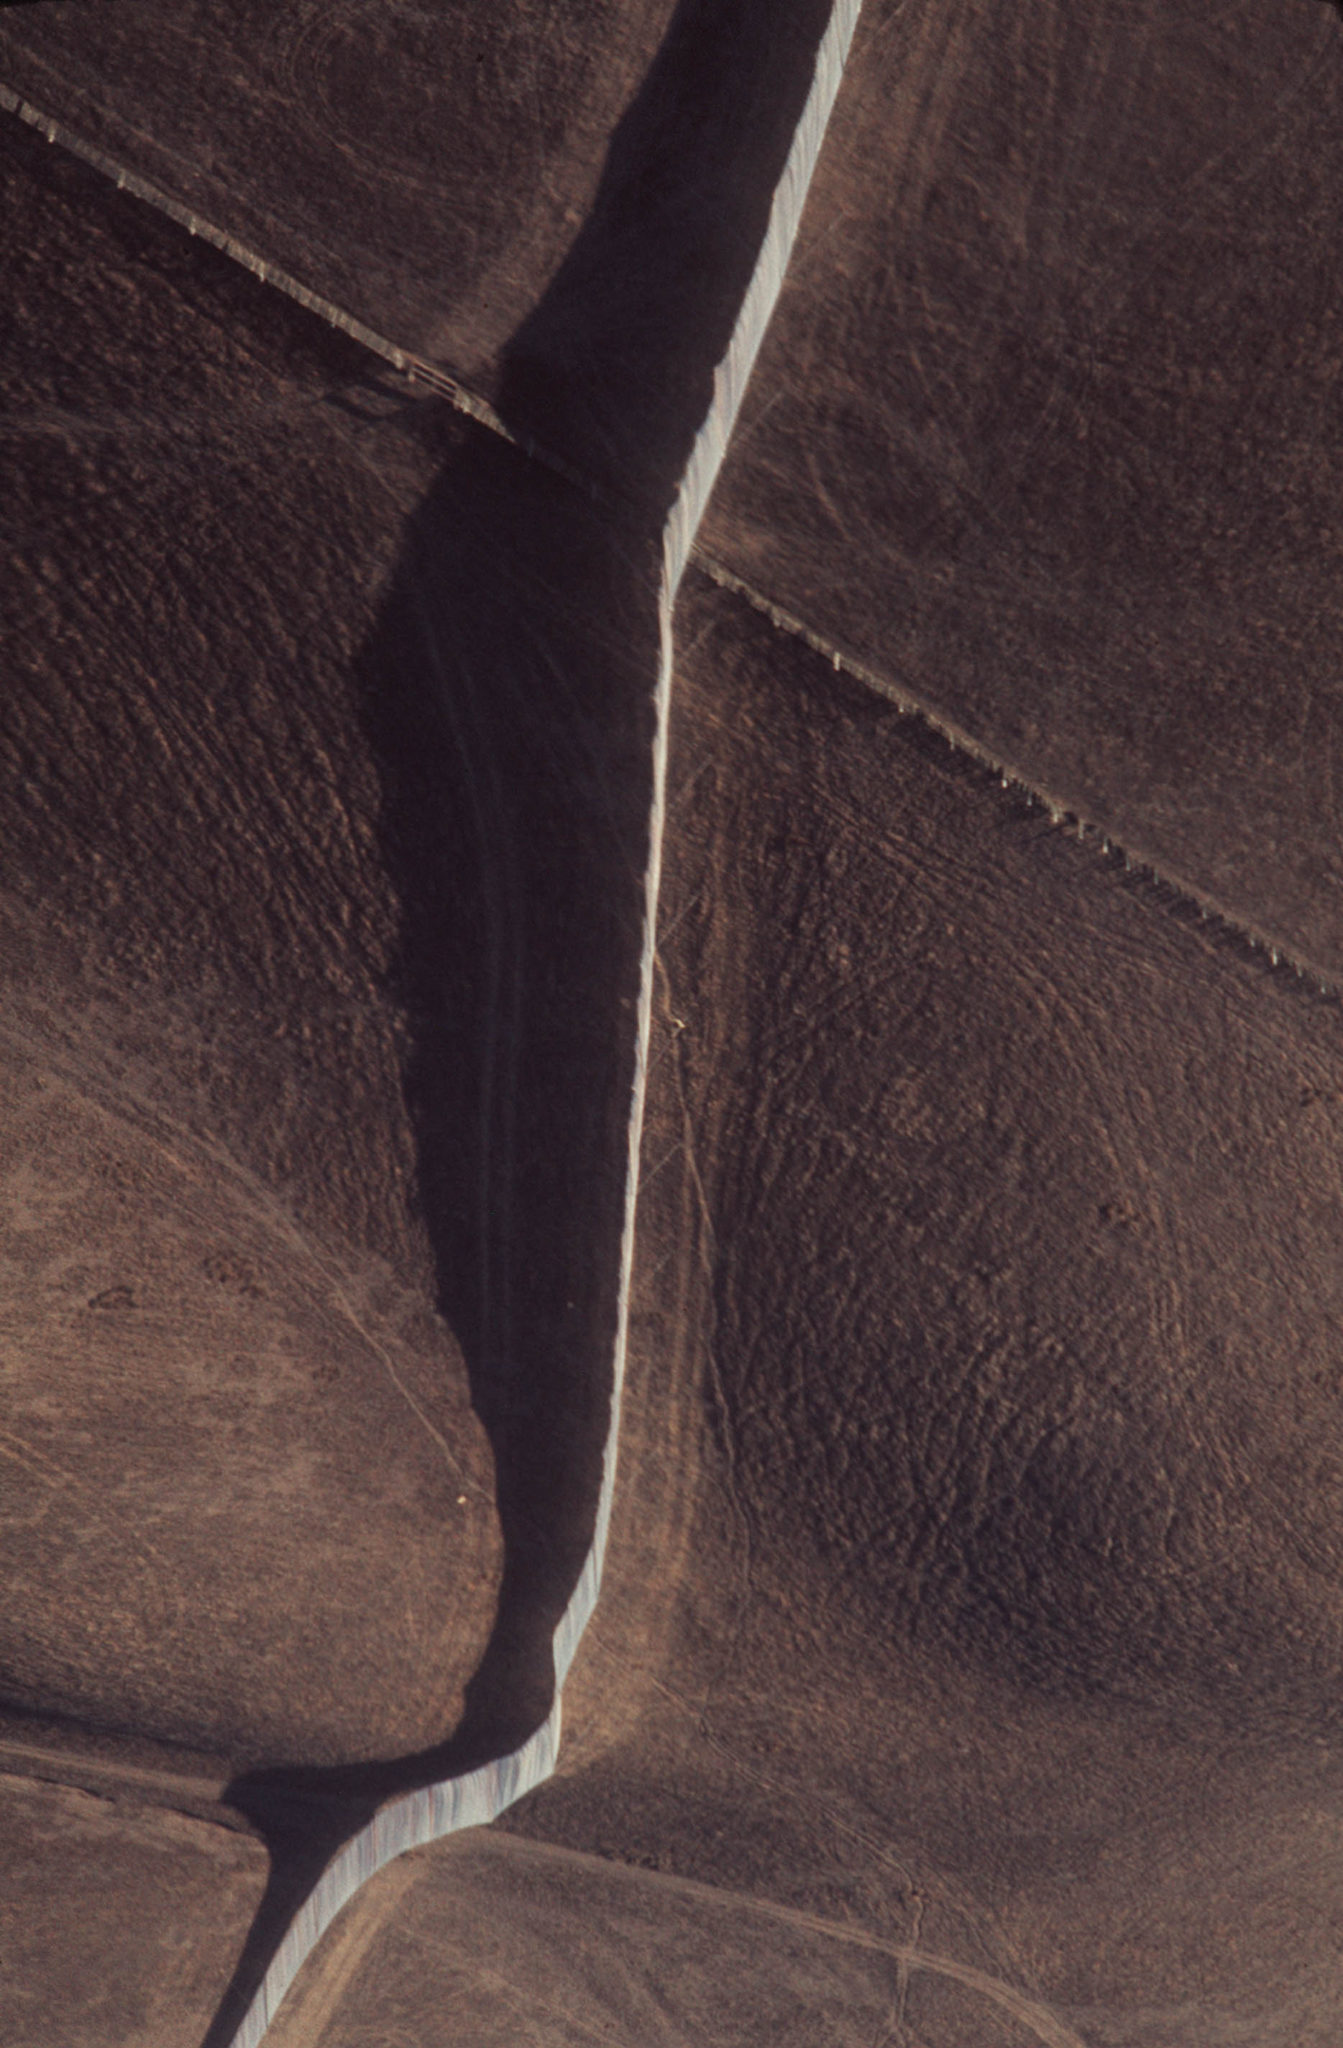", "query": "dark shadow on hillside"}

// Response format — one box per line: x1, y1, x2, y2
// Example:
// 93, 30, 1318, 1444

201, 3, 832, 2043
500, 0, 833, 509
